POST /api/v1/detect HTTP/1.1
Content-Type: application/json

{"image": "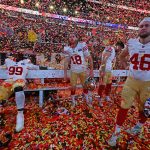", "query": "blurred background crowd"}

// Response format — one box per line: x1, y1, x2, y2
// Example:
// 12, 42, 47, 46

0, 0, 149, 69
